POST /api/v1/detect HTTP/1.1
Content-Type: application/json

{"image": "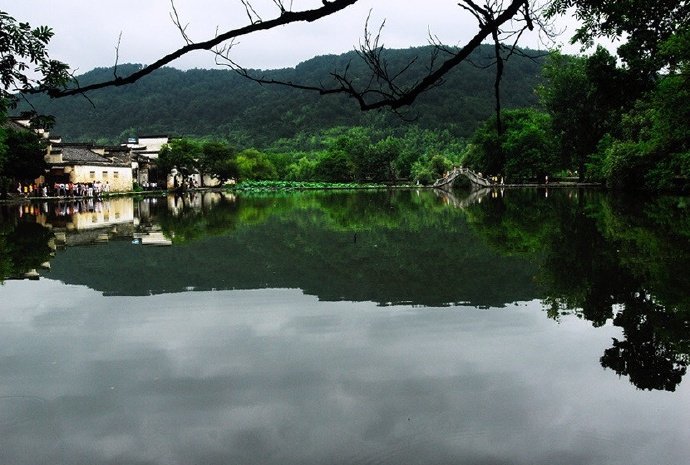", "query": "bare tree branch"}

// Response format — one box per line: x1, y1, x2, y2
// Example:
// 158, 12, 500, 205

33, 0, 361, 97
35, 0, 557, 123
217, 0, 536, 111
